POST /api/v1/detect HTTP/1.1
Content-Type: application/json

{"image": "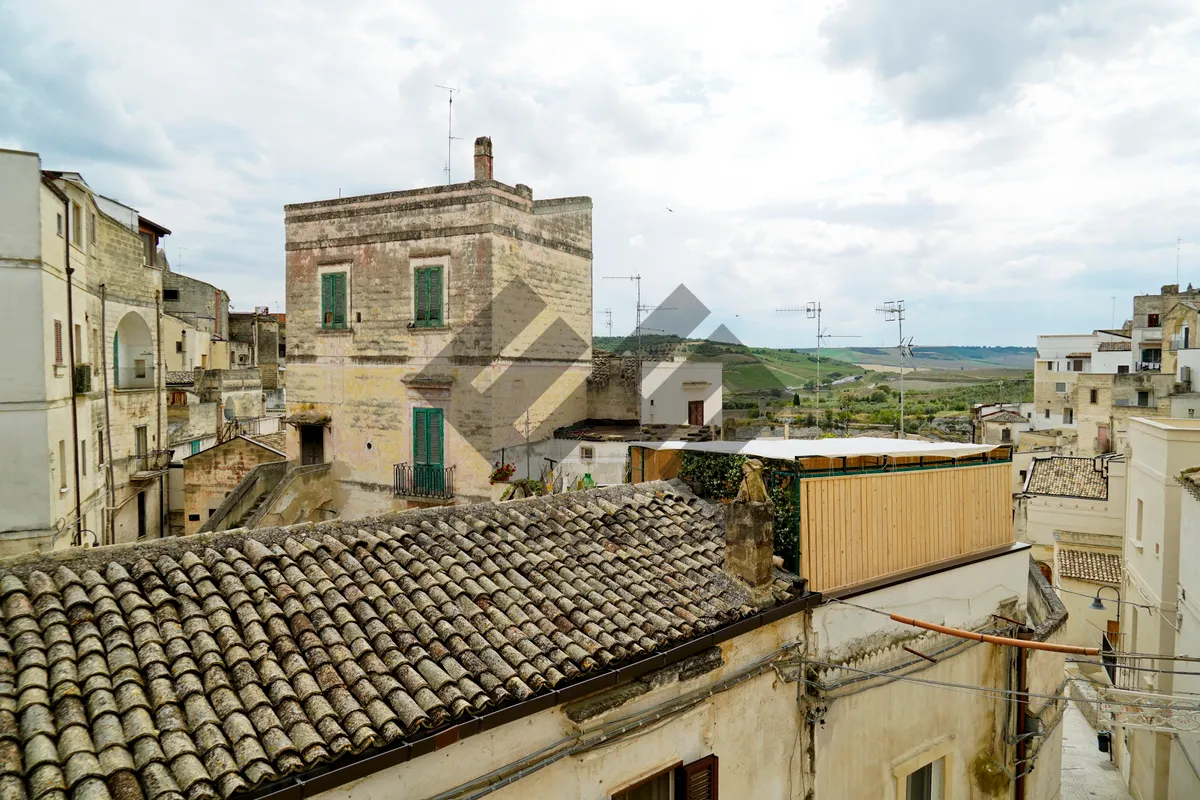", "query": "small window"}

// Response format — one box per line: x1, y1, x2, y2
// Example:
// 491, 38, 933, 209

1149, 313, 1160, 327
98, 431, 104, 465
1019, 469, 1027, 483
414, 265, 444, 327
72, 202, 82, 245
1044, 361, 1051, 370
1137, 391, 1149, 407
1073, 359, 1084, 371
163, 288, 179, 301
1118, 365, 1129, 374
88, 211, 96, 244
208, 508, 217, 518
56, 213, 63, 237
1064, 408, 1073, 424
581, 445, 595, 460
54, 320, 63, 365
1044, 409, 1050, 419
613, 756, 717, 800
1136, 498, 1144, 543
141, 232, 155, 266
191, 440, 201, 456
74, 323, 82, 362
1191, 409, 1196, 419
321, 272, 348, 328
58, 440, 67, 490
1090, 389, 1098, 404
188, 514, 200, 522
81, 440, 87, 477
176, 340, 183, 353
1001, 428, 1011, 442
903, 757, 945, 800
1055, 382, 1066, 393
